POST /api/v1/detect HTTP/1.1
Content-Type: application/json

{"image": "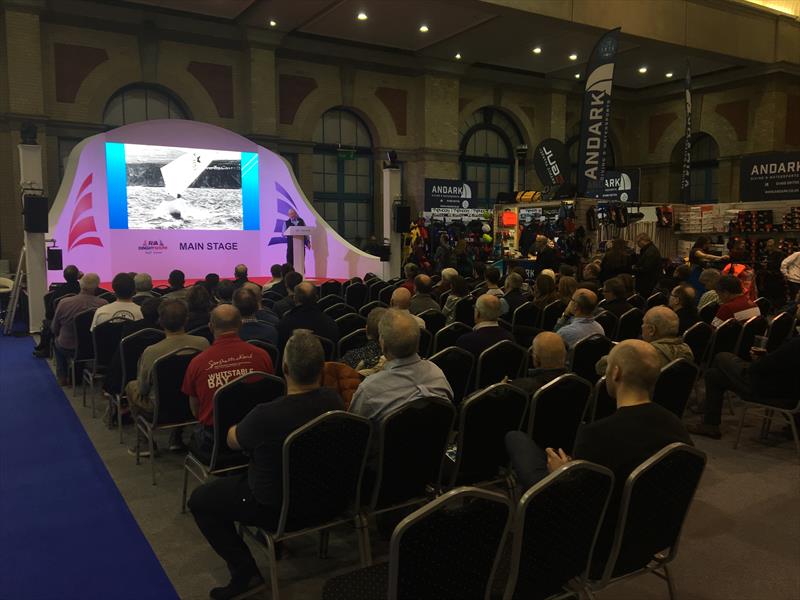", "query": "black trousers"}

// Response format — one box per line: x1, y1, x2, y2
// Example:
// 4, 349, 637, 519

504, 431, 549, 491
188, 474, 281, 577
703, 352, 751, 426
